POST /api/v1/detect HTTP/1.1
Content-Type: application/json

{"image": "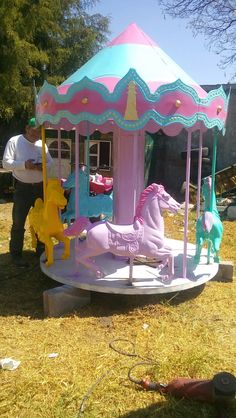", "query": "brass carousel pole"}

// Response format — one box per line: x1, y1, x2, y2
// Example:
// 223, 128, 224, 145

41, 124, 47, 200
